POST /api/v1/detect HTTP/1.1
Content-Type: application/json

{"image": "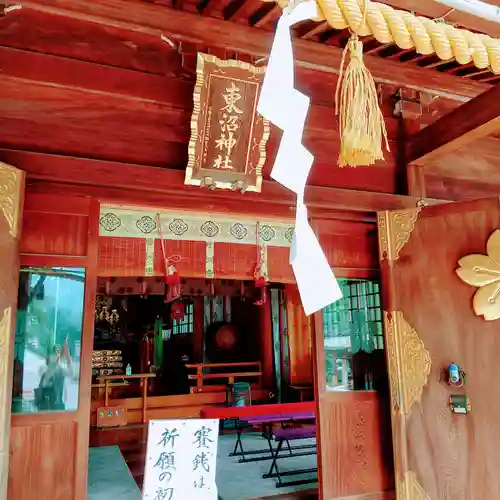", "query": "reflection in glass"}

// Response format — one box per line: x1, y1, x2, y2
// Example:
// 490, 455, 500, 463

12, 267, 85, 414
323, 279, 384, 392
